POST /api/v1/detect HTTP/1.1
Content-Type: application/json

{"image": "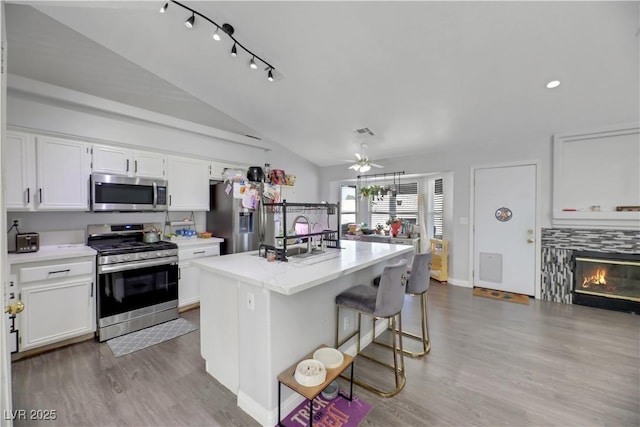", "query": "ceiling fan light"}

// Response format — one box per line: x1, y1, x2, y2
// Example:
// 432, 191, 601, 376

159, 2, 168, 13
230, 43, 238, 57
360, 164, 371, 173
185, 13, 195, 28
